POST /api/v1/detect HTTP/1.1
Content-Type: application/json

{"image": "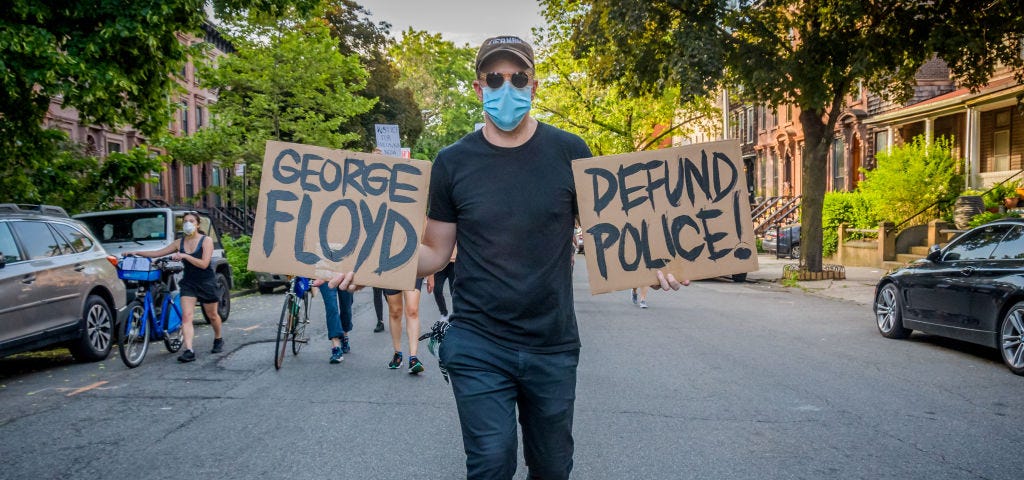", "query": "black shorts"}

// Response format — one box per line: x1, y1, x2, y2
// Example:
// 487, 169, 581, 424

382, 278, 423, 296
180, 277, 221, 304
